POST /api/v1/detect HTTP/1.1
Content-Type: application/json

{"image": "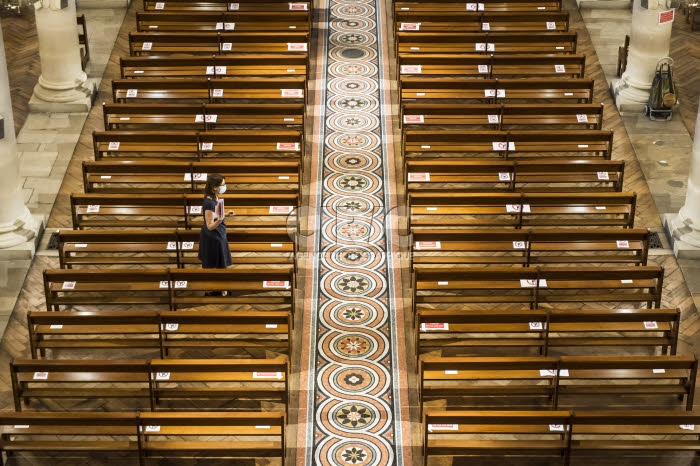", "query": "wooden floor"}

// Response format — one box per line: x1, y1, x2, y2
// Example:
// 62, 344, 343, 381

0, 1, 698, 465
